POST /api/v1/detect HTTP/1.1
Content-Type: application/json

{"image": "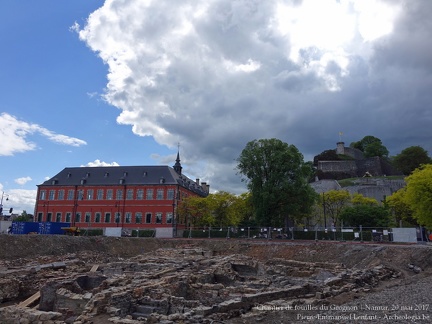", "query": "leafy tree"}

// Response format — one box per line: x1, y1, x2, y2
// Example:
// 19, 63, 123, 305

321, 190, 350, 227
177, 192, 250, 228
207, 191, 244, 227
393, 146, 431, 175
236, 138, 317, 228
234, 192, 256, 227
350, 135, 389, 158
404, 164, 432, 228
14, 210, 32, 222
177, 196, 213, 227
385, 188, 417, 227
351, 193, 378, 206
340, 205, 392, 228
